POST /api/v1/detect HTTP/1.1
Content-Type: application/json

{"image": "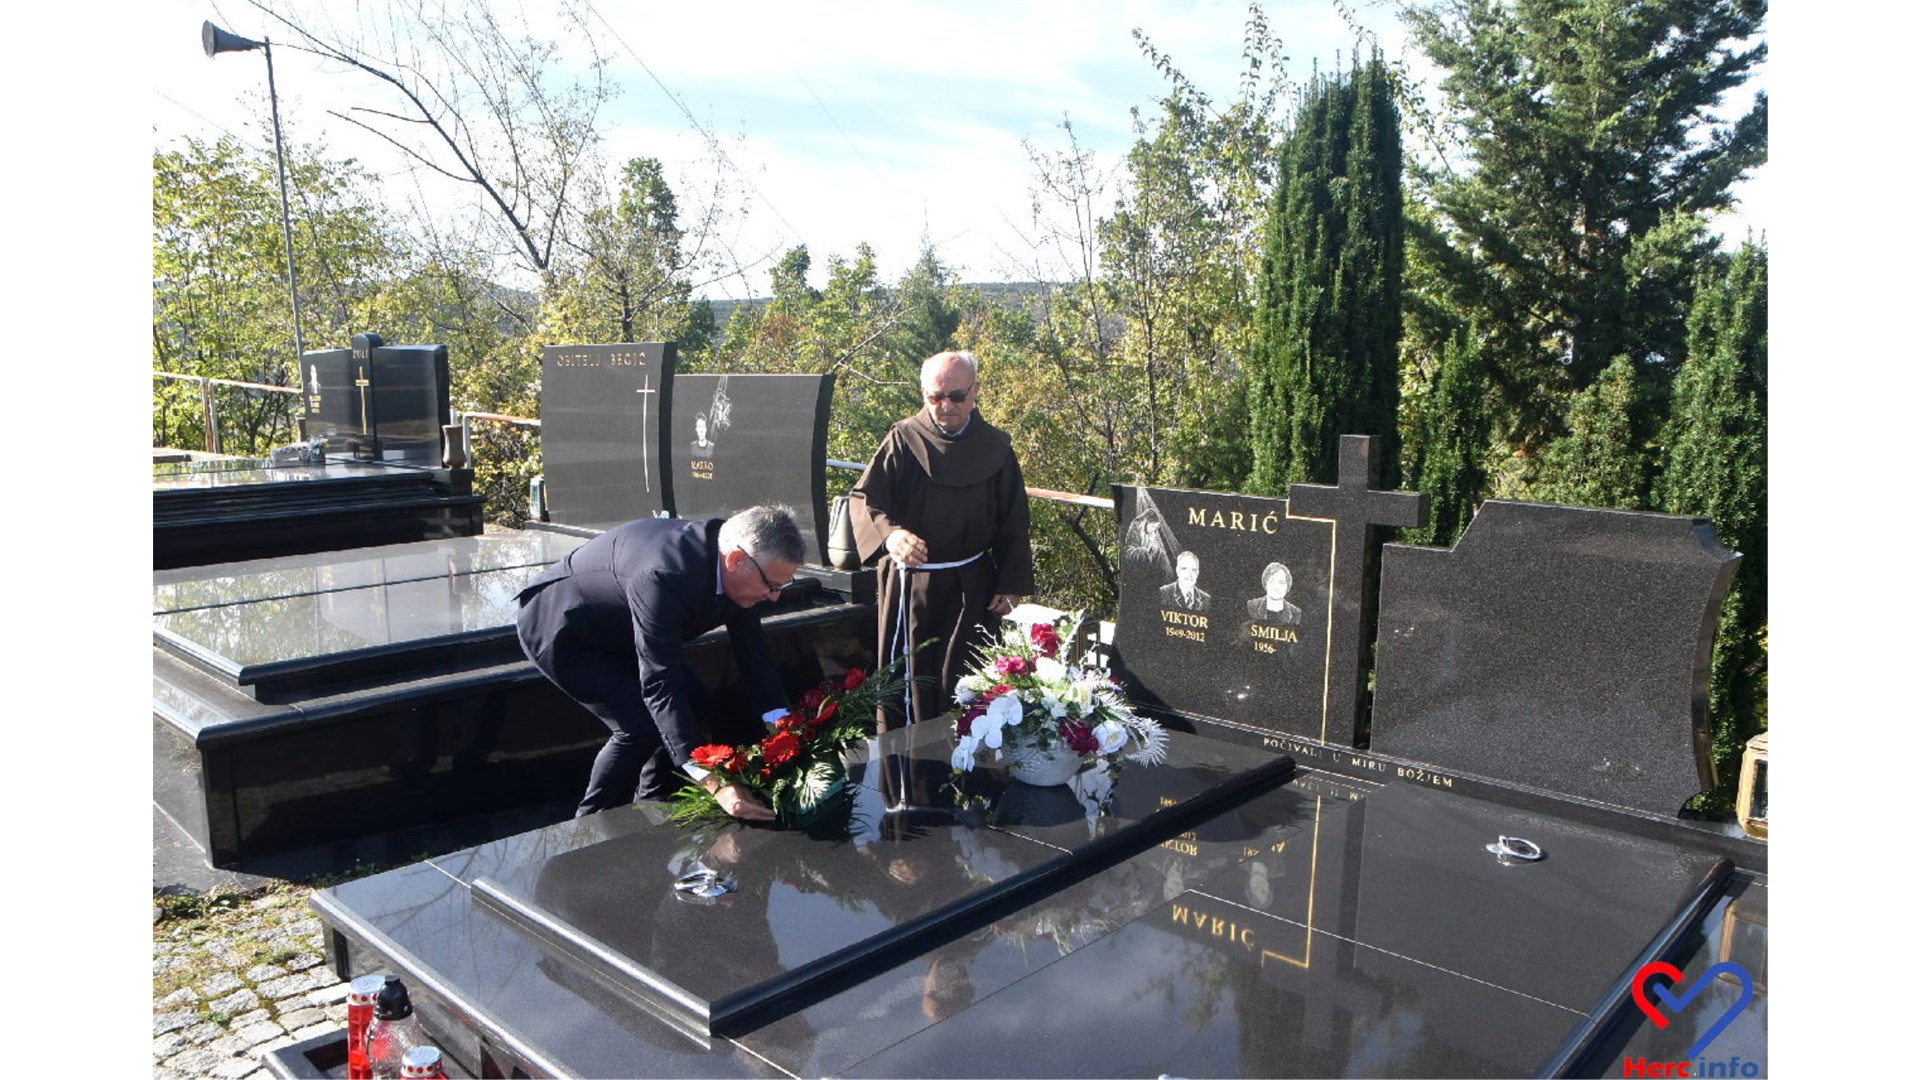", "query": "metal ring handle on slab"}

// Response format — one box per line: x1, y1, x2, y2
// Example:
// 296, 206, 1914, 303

672, 868, 737, 902
1485, 835, 1544, 864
